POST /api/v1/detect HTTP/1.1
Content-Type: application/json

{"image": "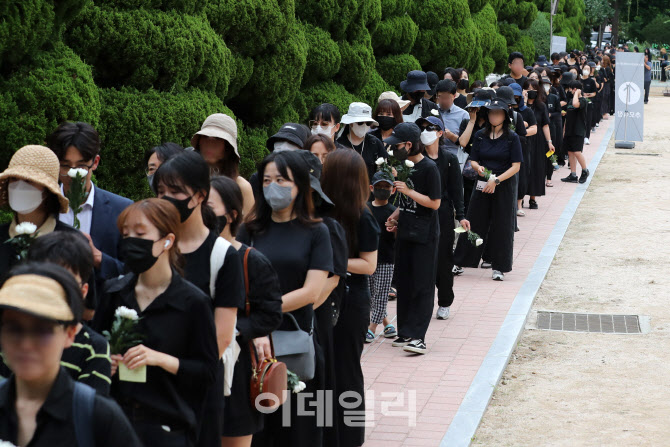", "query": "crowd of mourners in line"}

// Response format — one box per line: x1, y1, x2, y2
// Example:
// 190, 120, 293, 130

0, 46, 614, 447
